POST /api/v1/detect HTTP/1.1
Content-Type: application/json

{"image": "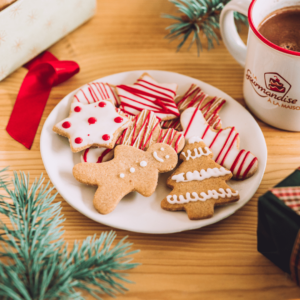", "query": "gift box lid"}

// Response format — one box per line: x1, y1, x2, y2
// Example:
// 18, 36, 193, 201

258, 168, 300, 275
0, 0, 96, 81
